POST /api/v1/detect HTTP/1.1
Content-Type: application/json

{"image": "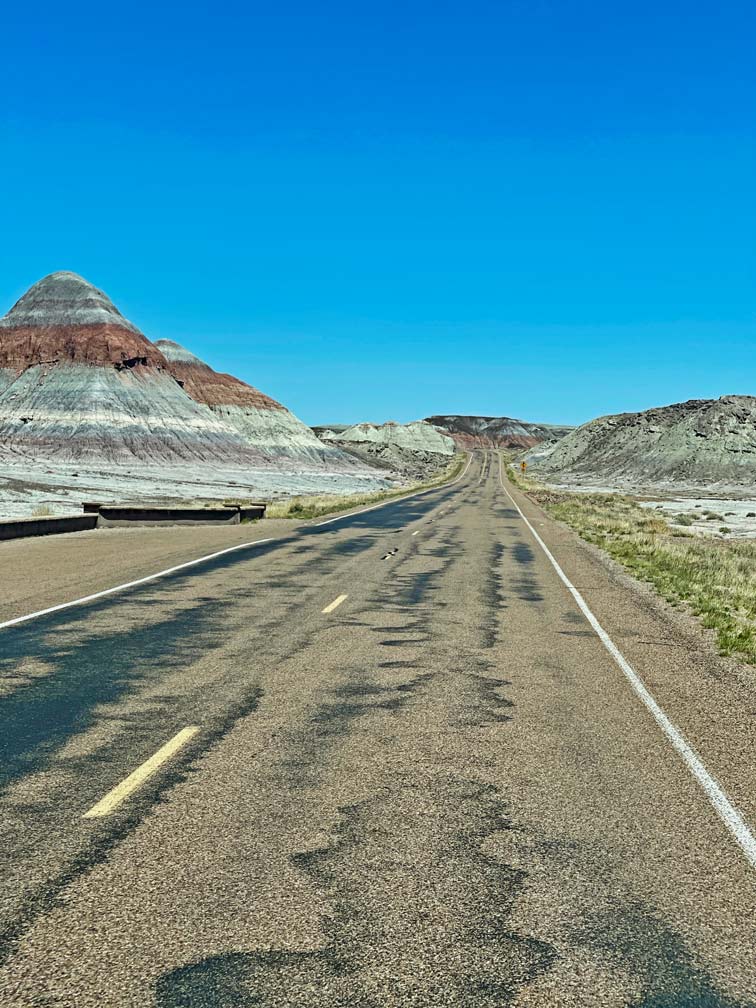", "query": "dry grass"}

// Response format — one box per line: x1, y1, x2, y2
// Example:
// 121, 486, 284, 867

265, 454, 466, 521
508, 465, 756, 662
30, 504, 54, 517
